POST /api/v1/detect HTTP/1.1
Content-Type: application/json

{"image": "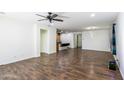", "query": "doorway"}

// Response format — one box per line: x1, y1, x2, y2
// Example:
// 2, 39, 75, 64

40, 29, 48, 54
56, 33, 61, 52
74, 34, 82, 48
